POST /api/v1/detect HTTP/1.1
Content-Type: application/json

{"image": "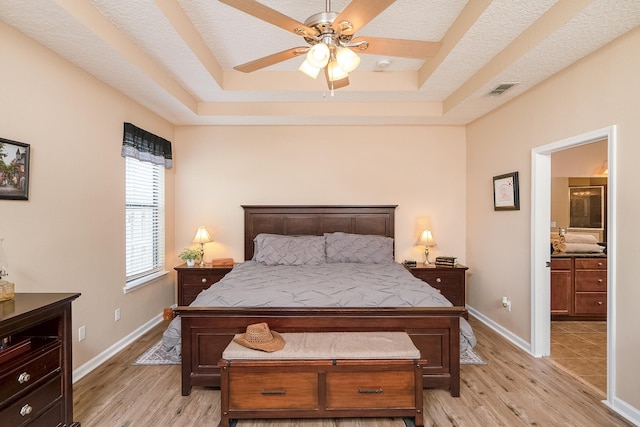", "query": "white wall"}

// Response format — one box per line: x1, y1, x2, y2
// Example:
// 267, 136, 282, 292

466, 26, 640, 411
0, 21, 176, 369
